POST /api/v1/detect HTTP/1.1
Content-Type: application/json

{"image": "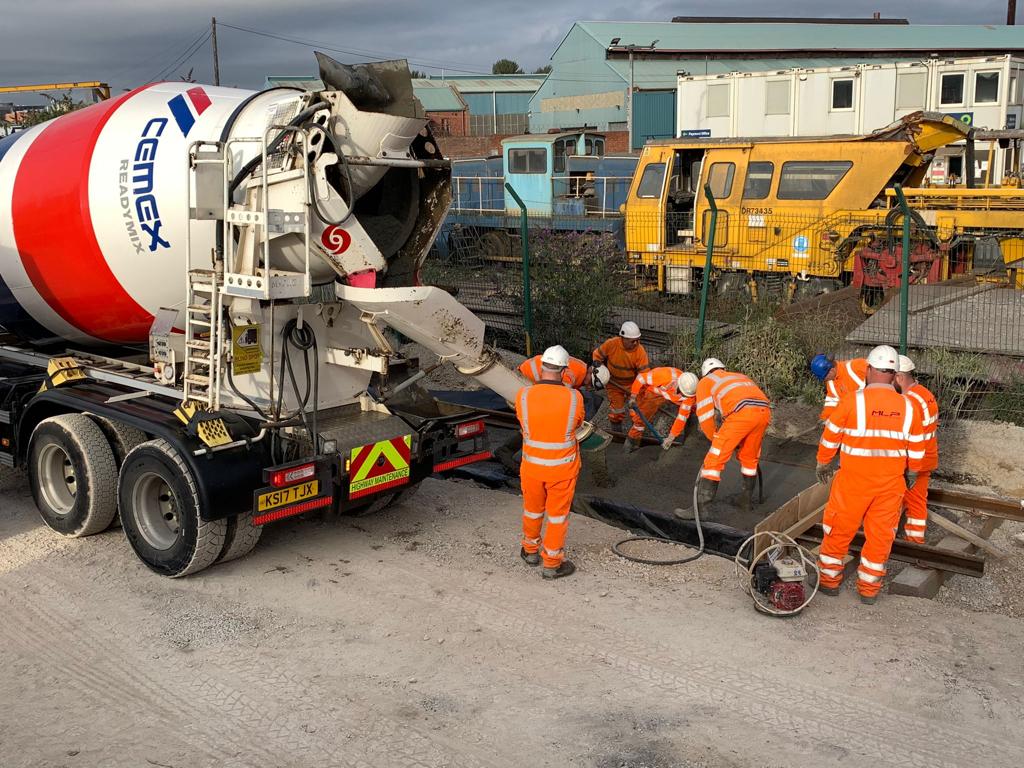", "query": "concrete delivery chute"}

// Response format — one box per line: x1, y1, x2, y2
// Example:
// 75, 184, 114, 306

0, 53, 576, 577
